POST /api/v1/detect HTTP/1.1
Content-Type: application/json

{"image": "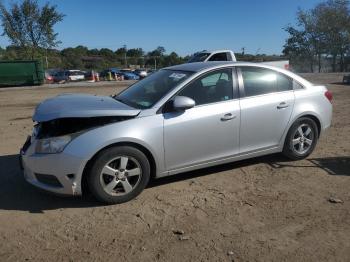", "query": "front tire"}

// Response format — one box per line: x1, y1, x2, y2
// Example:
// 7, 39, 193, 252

282, 117, 319, 160
87, 146, 150, 204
